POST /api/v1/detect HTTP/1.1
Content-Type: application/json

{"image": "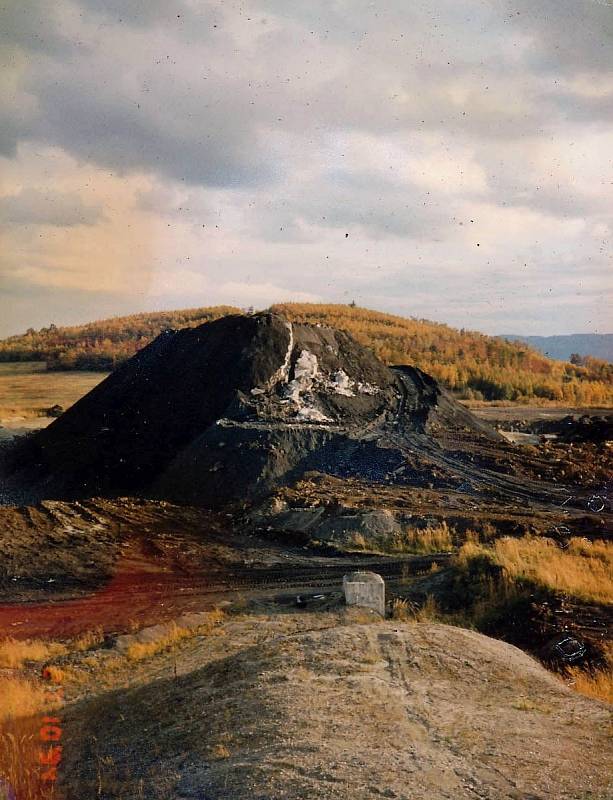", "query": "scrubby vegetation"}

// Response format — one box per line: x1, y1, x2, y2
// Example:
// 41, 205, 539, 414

444, 536, 613, 704
568, 648, 613, 705
457, 536, 613, 605
0, 673, 63, 800
0, 303, 611, 403
125, 610, 225, 662
0, 638, 68, 669
349, 522, 495, 556
0, 675, 58, 723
